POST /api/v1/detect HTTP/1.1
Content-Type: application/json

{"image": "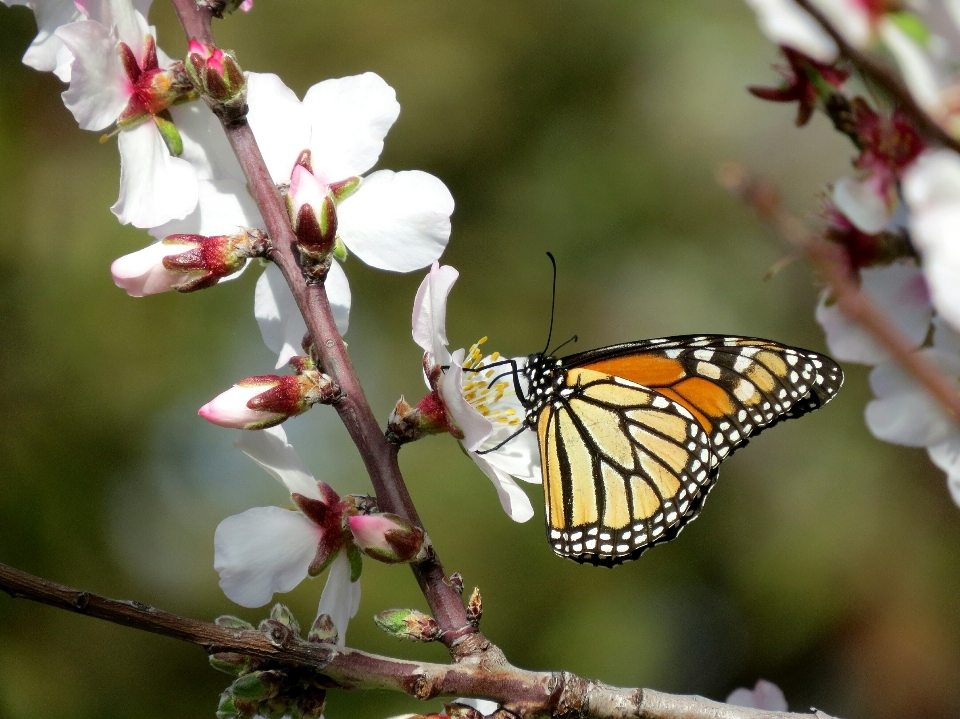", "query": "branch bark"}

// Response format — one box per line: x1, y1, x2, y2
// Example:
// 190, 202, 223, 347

0, 561, 840, 719
792, 0, 960, 155
167, 0, 474, 647
720, 164, 960, 422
